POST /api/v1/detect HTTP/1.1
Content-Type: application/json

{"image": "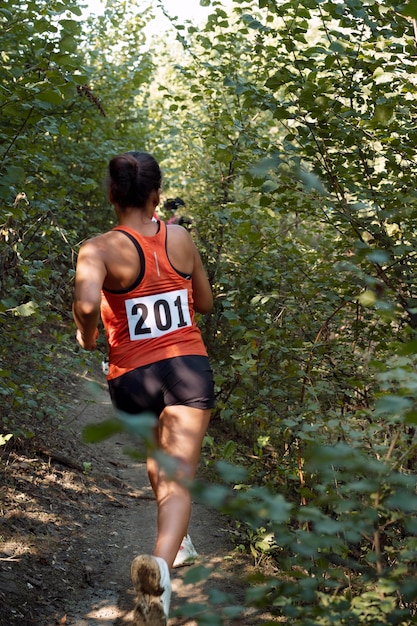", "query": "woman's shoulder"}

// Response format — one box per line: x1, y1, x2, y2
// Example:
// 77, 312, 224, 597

166, 223, 192, 239
166, 223, 194, 250
165, 224, 196, 273
79, 230, 121, 256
